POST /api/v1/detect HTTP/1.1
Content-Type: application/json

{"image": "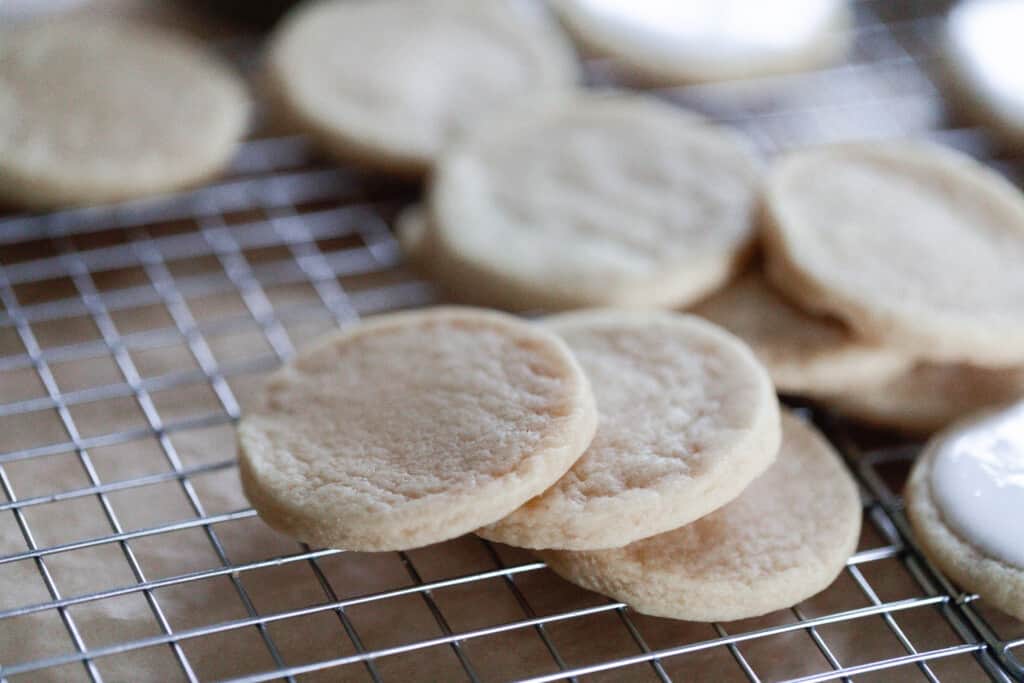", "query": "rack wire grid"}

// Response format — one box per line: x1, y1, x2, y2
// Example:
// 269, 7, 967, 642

1, 1, 1023, 682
